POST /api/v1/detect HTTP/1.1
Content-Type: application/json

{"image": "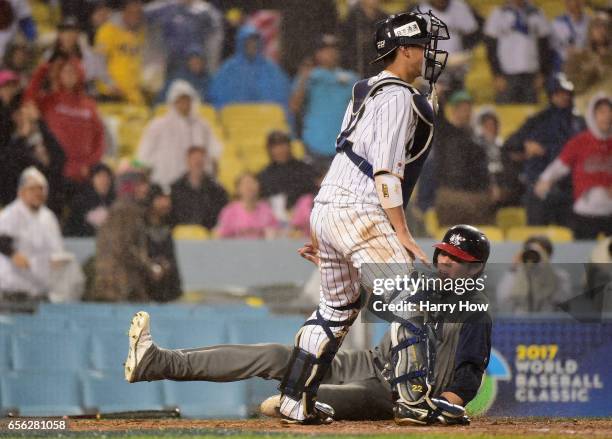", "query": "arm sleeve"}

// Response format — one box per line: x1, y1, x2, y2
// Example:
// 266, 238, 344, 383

445, 312, 492, 404
484, 36, 502, 75
557, 136, 578, 167
371, 89, 414, 178
538, 158, 570, 184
